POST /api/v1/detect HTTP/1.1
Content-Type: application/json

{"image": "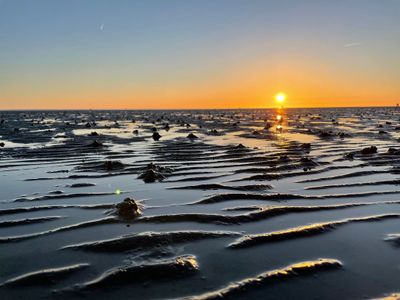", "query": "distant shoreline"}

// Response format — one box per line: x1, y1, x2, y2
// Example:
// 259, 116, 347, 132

0, 106, 399, 112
